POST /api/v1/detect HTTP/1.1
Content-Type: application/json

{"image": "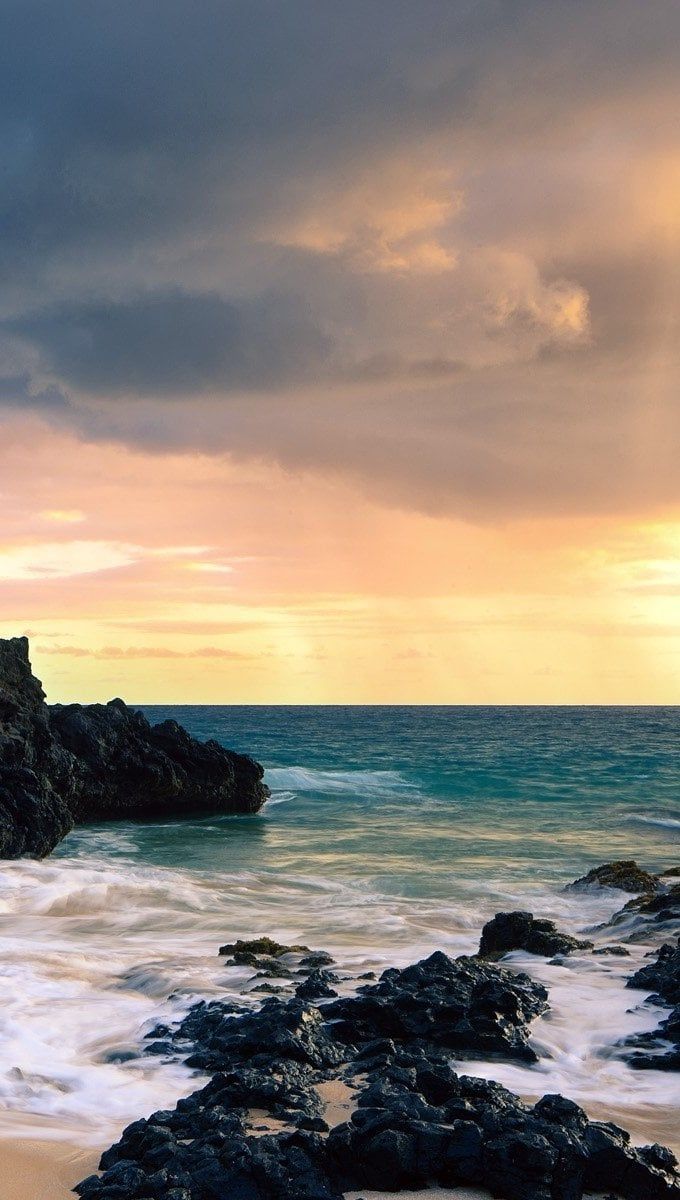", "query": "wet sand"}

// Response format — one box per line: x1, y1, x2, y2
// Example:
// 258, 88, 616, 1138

345, 1192, 613, 1200
0, 1137, 100, 1200
345, 1190, 494, 1200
